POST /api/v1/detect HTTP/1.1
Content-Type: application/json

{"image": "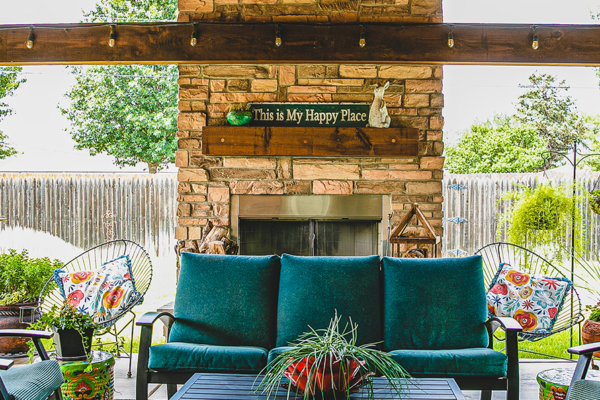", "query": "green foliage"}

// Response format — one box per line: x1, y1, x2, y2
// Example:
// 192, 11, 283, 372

586, 303, 600, 323
257, 313, 409, 400
445, 115, 547, 173
515, 73, 594, 164
61, 0, 178, 174
0, 249, 62, 305
497, 183, 581, 261
0, 67, 26, 159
